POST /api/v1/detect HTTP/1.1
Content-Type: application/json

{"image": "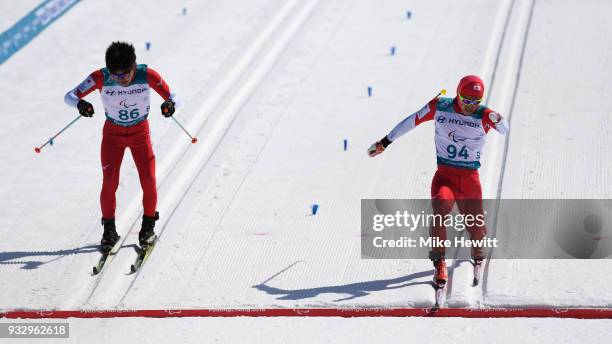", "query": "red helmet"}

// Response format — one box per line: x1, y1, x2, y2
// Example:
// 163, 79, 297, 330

457, 75, 484, 99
